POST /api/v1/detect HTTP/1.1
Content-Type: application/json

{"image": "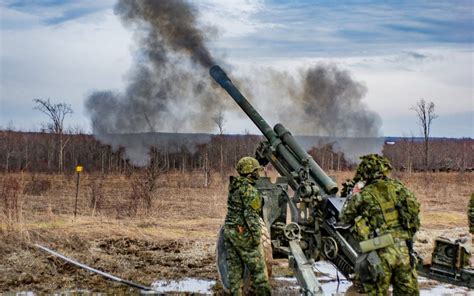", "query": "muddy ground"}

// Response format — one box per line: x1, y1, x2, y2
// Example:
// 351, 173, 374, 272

1, 221, 218, 294
0, 171, 472, 294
